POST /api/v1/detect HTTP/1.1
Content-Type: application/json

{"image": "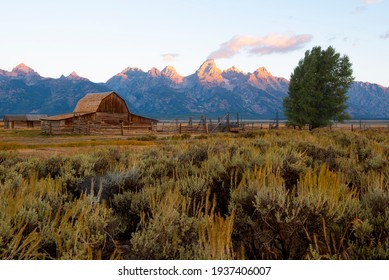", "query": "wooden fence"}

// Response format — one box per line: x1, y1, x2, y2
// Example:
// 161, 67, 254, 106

329, 120, 389, 131
41, 122, 153, 136
155, 114, 283, 134
40, 117, 389, 136
155, 117, 389, 134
